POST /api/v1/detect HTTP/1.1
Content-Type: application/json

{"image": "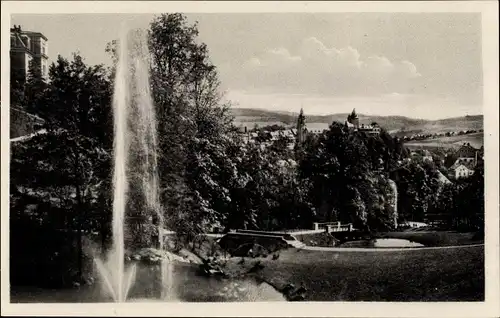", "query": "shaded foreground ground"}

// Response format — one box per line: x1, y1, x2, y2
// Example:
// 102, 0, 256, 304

224, 244, 484, 301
